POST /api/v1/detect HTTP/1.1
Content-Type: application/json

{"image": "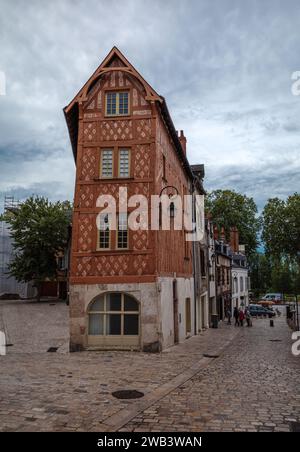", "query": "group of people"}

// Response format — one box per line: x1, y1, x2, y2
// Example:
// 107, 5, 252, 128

226, 306, 252, 327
